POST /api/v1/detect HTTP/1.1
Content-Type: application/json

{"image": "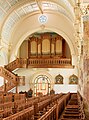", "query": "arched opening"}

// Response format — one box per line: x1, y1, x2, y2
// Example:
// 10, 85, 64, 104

34, 75, 51, 96
19, 32, 71, 59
